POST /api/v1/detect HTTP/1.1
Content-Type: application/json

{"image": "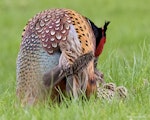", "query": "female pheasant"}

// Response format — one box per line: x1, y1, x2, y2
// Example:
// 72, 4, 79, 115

16, 8, 109, 105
